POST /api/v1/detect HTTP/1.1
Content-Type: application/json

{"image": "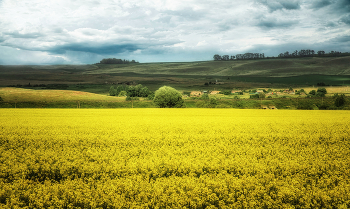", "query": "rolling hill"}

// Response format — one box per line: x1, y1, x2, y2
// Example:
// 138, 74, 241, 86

1, 56, 350, 91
